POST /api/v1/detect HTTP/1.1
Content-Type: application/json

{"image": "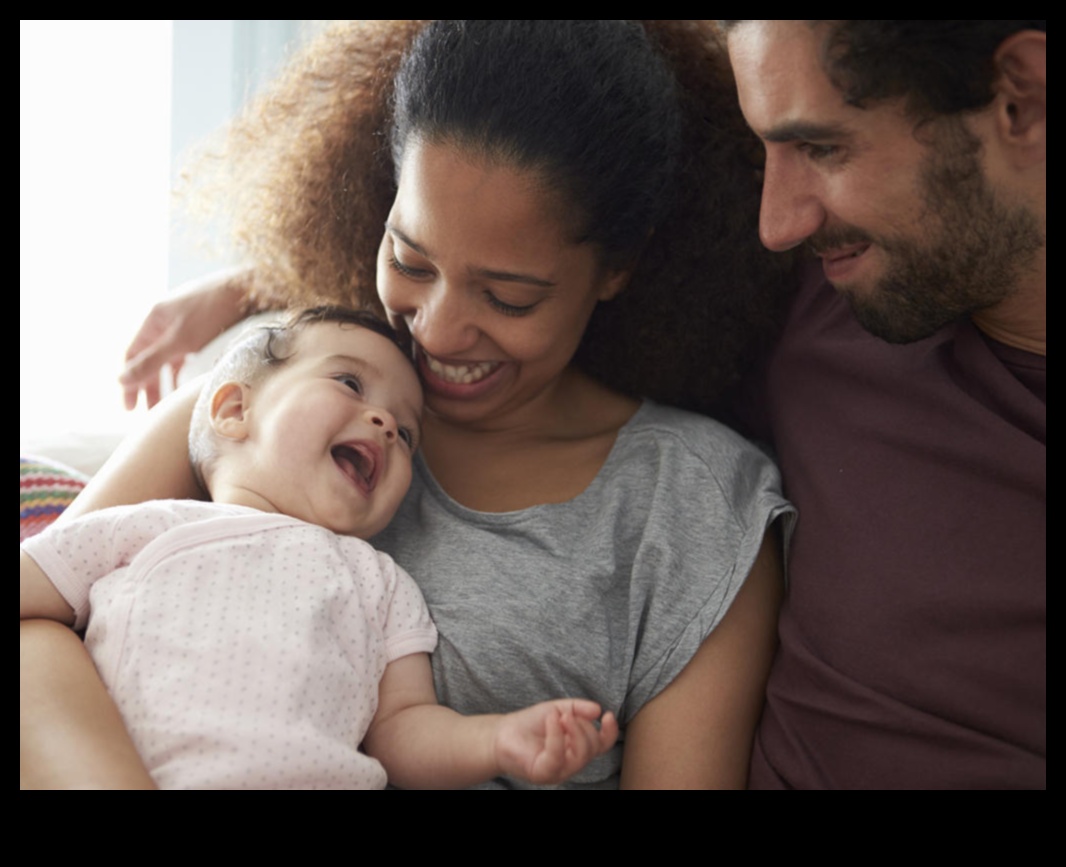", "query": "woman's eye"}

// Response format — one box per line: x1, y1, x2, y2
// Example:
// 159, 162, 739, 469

486, 292, 538, 317
389, 255, 431, 280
